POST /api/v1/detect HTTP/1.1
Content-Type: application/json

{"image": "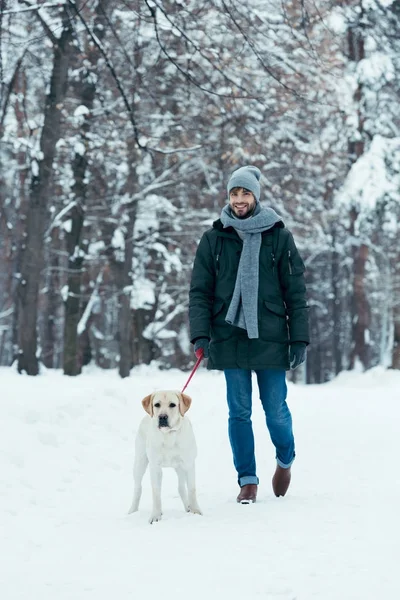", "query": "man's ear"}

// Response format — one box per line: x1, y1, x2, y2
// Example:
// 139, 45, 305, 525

142, 394, 154, 416
179, 393, 192, 416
